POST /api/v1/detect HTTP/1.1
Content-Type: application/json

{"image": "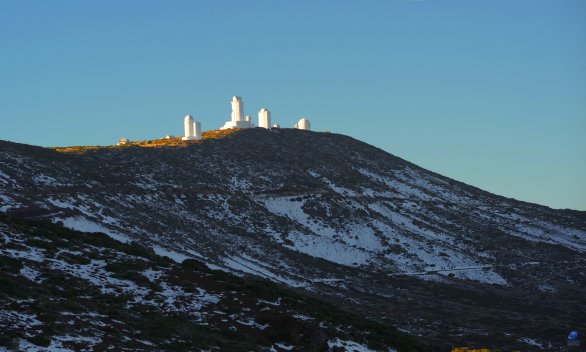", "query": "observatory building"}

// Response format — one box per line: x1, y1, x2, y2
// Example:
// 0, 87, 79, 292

258, 108, 271, 129
220, 96, 254, 130
178, 95, 312, 137
294, 117, 311, 131
182, 115, 202, 140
